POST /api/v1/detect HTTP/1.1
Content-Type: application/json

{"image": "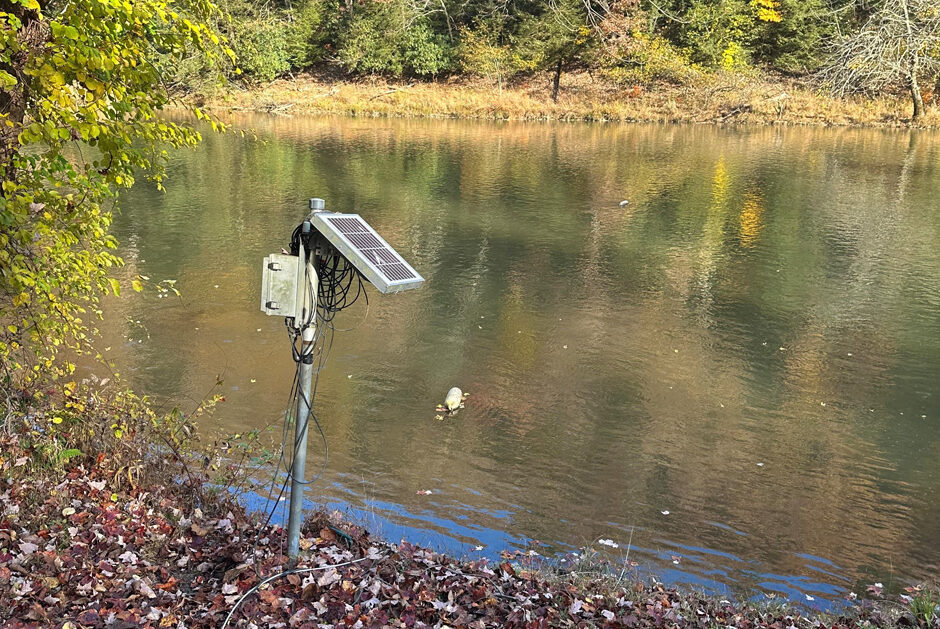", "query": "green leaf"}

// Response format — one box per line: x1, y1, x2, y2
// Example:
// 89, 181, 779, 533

0, 70, 16, 90
59, 448, 82, 461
